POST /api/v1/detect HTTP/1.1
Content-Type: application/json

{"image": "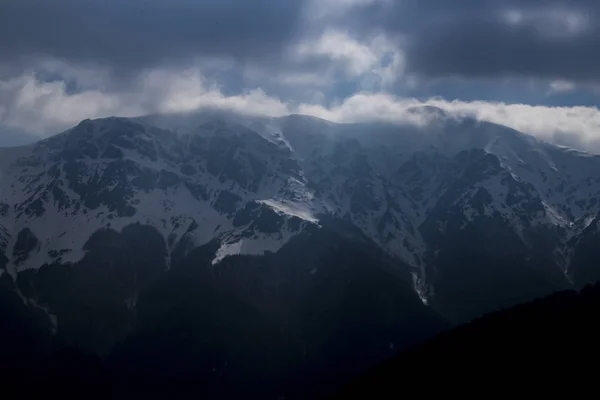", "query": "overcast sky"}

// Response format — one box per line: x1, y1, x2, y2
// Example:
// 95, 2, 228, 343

1, 0, 600, 150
